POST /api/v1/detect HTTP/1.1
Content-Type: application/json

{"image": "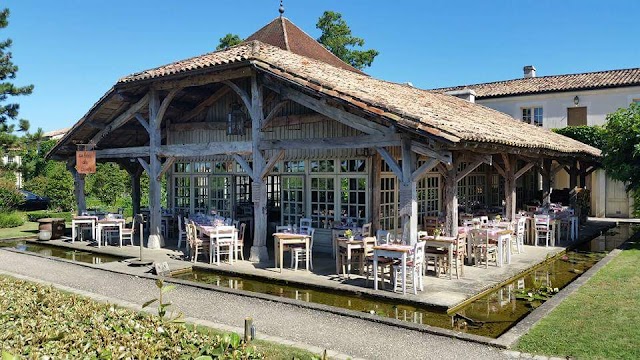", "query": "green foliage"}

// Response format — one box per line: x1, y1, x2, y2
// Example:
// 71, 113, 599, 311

85, 162, 129, 206
0, 178, 21, 212
143, 278, 184, 324
0, 276, 264, 359
30, 161, 74, 211
216, 33, 243, 50
25, 210, 72, 223
552, 125, 605, 149
20, 137, 55, 182
601, 103, 640, 193
316, 11, 379, 70
0, 211, 24, 228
